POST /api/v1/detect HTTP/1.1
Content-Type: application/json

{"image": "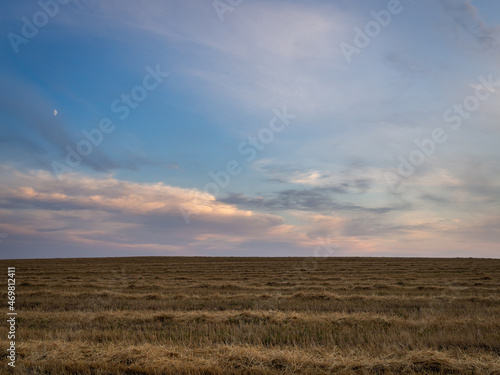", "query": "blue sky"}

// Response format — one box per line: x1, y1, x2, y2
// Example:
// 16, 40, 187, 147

0, 0, 499, 258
